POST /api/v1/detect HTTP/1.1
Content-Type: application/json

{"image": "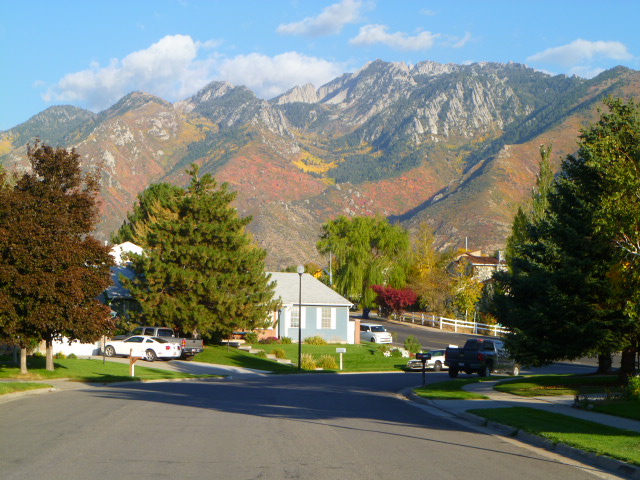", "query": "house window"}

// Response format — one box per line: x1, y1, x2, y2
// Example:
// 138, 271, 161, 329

317, 307, 335, 329
321, 307, 332, 329
291, 307, 300, 328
